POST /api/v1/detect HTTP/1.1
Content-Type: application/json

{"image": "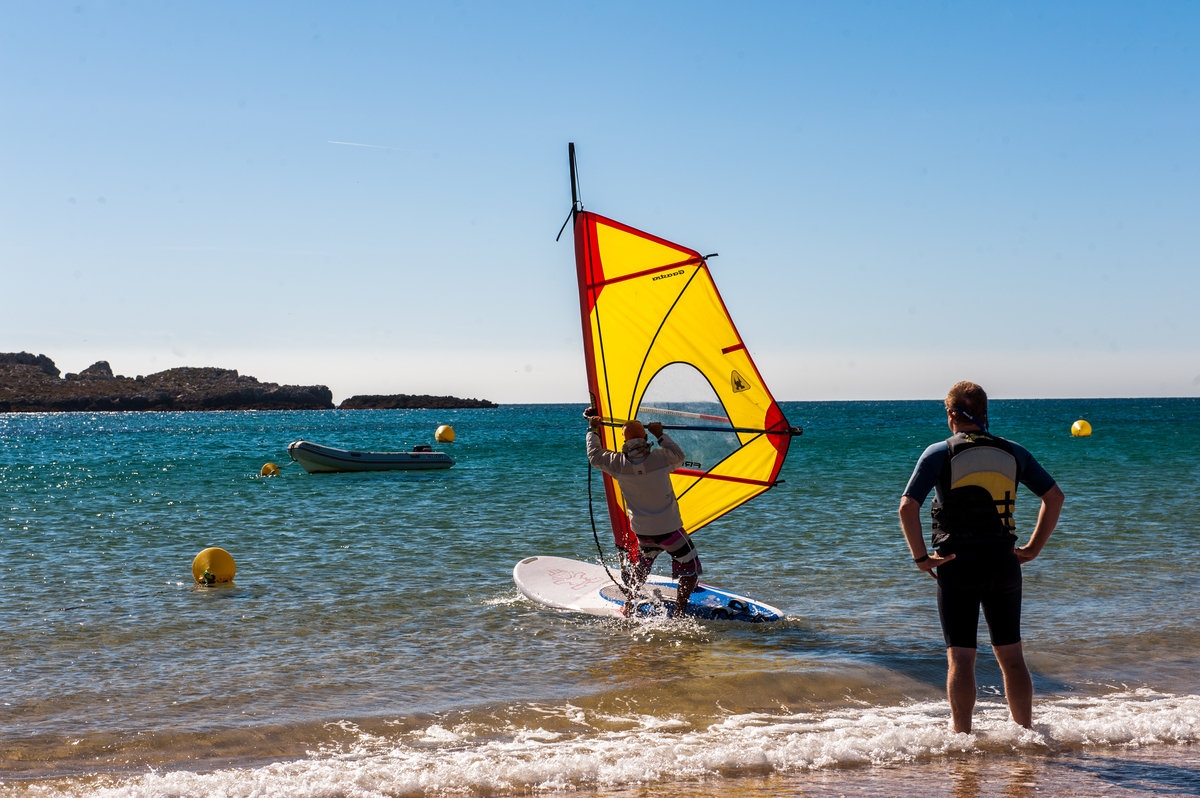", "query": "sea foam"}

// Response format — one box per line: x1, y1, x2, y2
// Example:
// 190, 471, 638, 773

26, 690, 1199, 798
